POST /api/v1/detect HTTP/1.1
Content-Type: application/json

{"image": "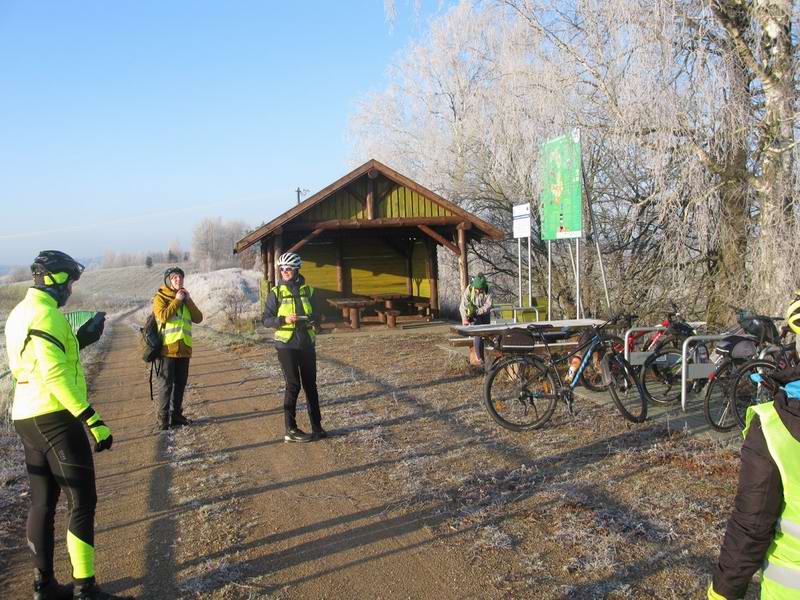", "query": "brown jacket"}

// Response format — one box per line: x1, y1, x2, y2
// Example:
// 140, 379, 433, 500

152, 285, 203, 358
